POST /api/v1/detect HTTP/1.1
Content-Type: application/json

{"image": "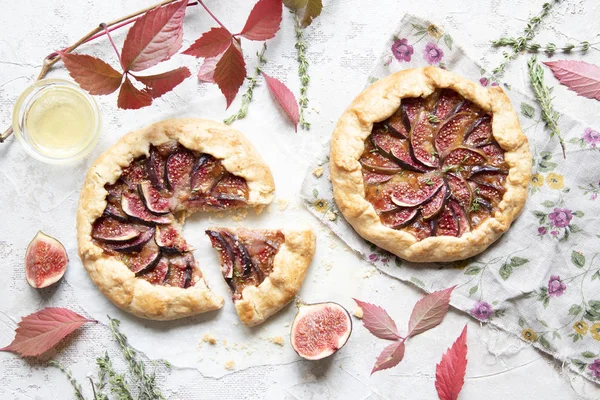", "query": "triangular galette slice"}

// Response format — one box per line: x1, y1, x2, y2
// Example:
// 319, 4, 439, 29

206, 227, 316, 326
